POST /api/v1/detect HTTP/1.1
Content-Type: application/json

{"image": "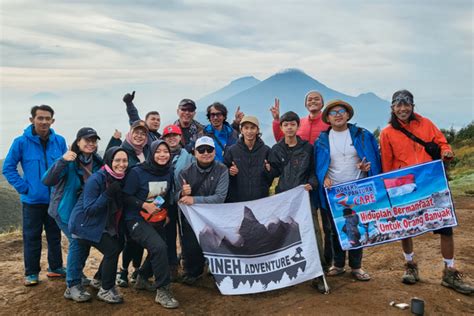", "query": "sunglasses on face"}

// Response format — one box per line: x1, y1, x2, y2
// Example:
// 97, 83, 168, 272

210, 112, 223, 118
196, 146, 215, 154
328, 108, 347, 116
180, 108, 195, 113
